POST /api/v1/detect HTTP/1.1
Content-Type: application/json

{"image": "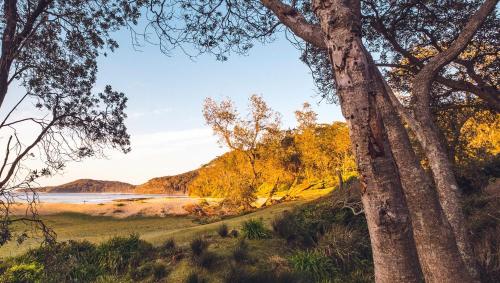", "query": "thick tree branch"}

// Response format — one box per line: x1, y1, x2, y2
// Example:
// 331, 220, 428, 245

436, 76, 500, 111
413, 0, 498, 107
260, 0, 326, 49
